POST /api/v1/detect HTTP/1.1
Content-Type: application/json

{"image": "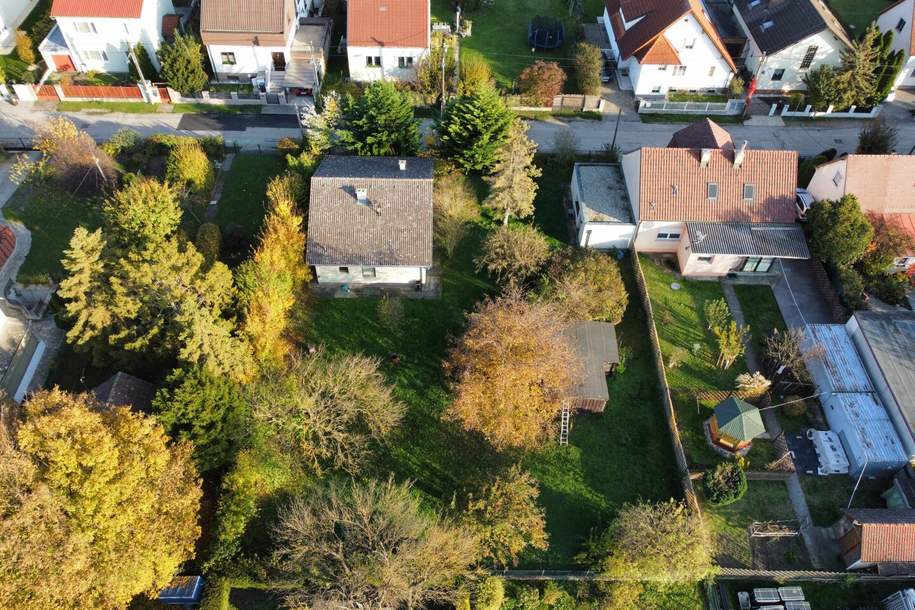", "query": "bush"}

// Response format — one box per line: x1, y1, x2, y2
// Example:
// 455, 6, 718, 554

867, 272, 909, 306
158, 31, 208, 95
728, 75, 745, 98
460, 54, 494, 93
195, 223, 222, 268
572, 42, 602, 95
839, 266, 868, 311
277, 137, 301, 155
473, 577, 505, 610
166, 140, 214, 194
782, 395, 808, 418
702, 461, 748, 506
518, 60, 566, 106
102, 129, 142, 159
128, 42, 159, 81
15, 31, 35, 65
200, 135, 226, 159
